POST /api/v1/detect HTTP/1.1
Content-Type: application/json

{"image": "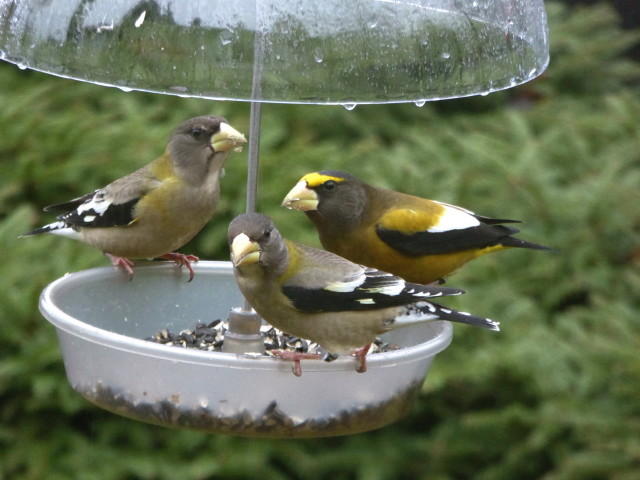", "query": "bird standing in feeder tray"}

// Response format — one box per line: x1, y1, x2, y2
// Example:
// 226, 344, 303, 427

282, 170, 551, 285
228, 213, 498, 376
22, 115, 246, 281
